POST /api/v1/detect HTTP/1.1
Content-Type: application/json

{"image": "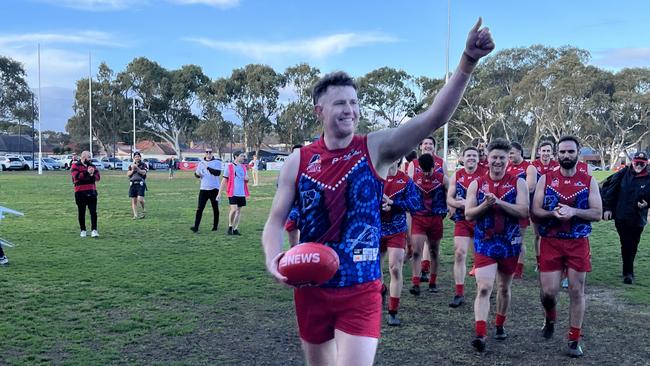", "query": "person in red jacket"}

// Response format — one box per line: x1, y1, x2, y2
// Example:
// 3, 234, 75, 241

71, 151, 101, 238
